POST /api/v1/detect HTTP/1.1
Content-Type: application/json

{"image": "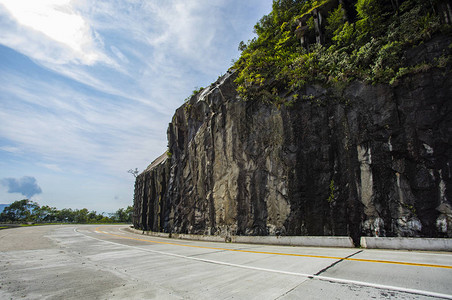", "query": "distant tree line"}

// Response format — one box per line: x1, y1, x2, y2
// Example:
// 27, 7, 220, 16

0, 199, 132, 224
